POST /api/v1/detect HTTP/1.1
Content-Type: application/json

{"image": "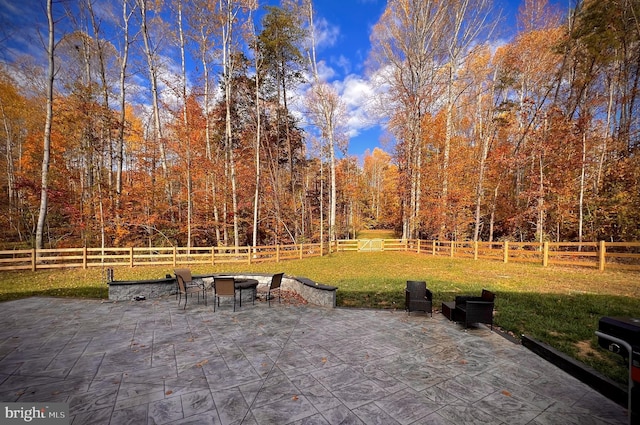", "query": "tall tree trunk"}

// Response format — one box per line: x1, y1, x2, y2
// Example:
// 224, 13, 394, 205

578, 132, 586, 246
473, 68, 497, 242
441, 67, 454, 239
306, 1, 339, 242
36, 0, 55, 250
473, 129, 491, 242
1, 102, 16, 214
319, 160, 324, 252
536, 153, 545, 243
138, 0, 170, 206
329, 128, 336, 241
88, 0, 110, 248
2, 91, 21, 240
116, 0, 134, 213
177, 1, 192, 249
489, 184, 499, 243
251, 15, 261, 248
596, 74, 614, 192
193, 6, 221, 244
221, 0, 239, 247
220, 0, 240, 246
